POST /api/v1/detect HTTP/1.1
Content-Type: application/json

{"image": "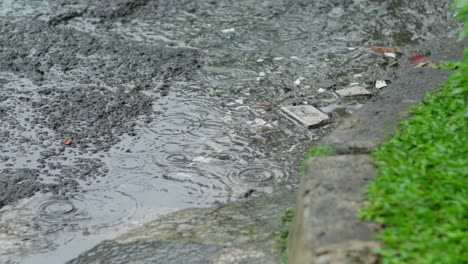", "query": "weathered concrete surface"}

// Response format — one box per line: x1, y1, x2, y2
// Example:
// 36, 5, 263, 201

68, 190, 295, 264
288, 155, 379, 264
